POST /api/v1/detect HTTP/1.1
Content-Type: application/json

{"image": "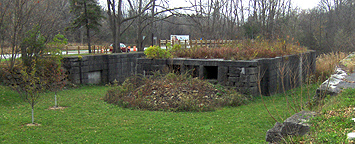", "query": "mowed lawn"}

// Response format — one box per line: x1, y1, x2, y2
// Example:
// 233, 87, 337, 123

0, 84, 318, 143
